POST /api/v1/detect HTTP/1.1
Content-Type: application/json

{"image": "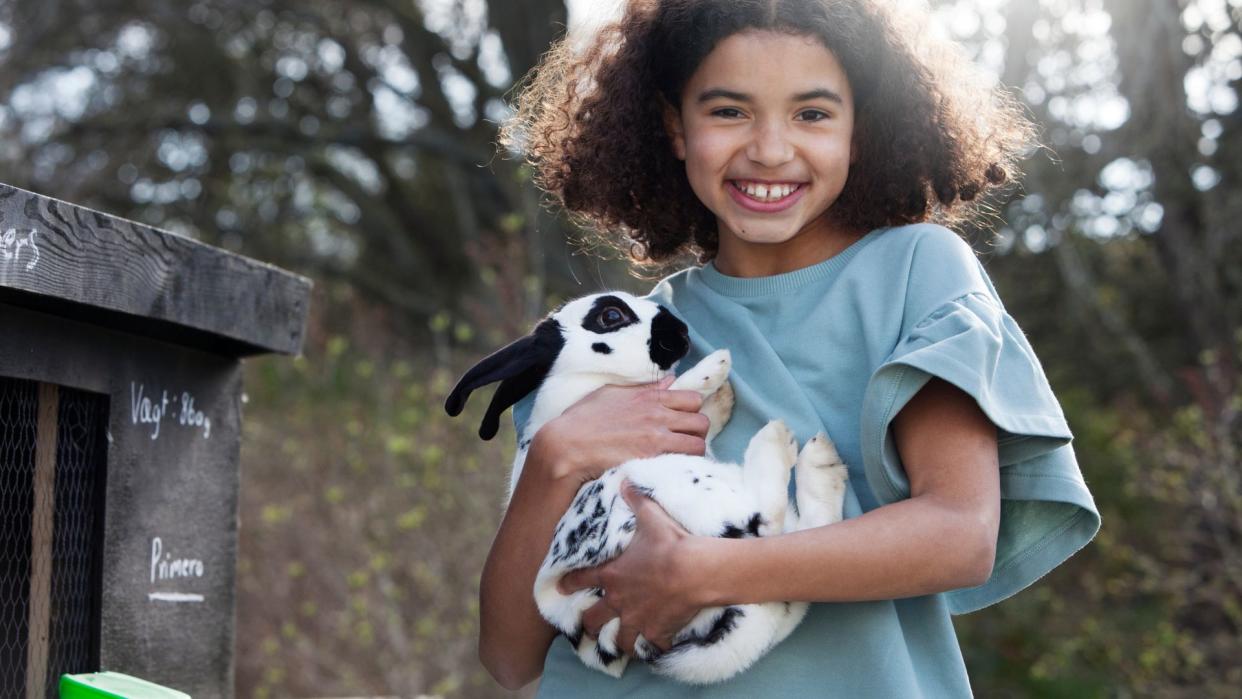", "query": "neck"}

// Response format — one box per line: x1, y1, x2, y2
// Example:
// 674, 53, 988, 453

713, 220, 864, 278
